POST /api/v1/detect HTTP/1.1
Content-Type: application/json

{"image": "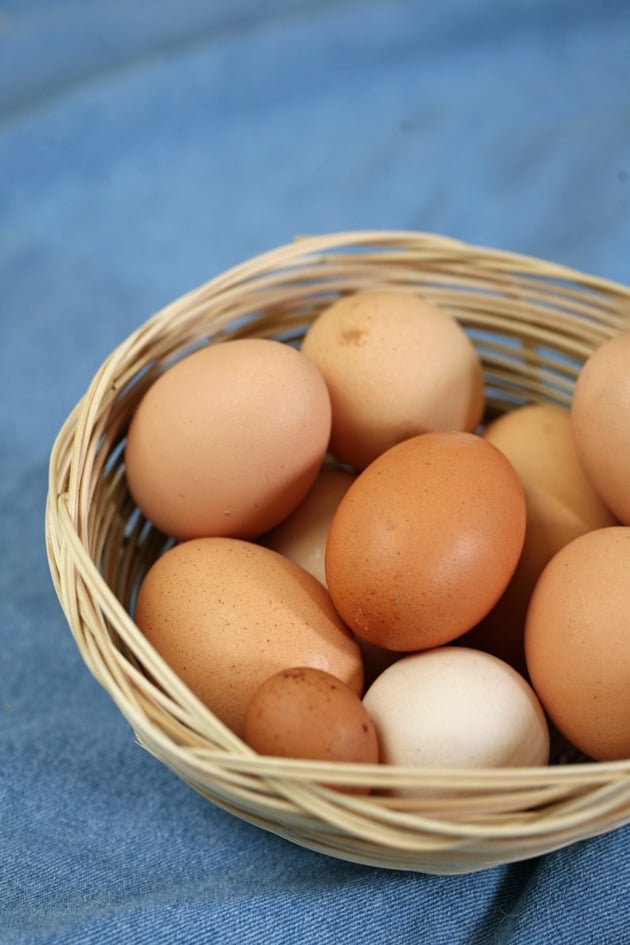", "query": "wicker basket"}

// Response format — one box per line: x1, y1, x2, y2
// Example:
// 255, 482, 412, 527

45, 230, 630, 874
